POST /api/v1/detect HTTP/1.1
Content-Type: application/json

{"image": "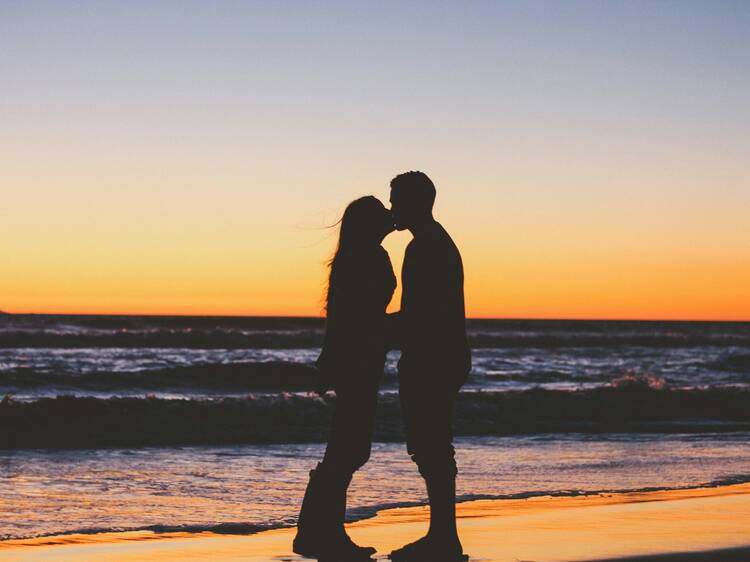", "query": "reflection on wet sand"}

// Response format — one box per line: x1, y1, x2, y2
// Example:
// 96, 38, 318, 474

2, 483, 749, 561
